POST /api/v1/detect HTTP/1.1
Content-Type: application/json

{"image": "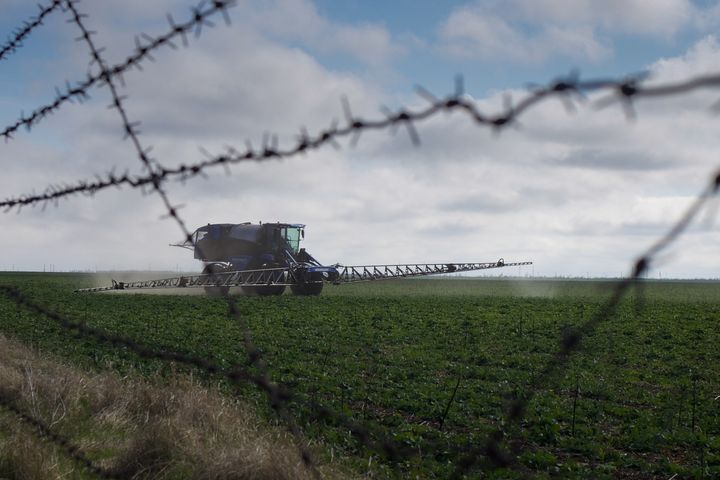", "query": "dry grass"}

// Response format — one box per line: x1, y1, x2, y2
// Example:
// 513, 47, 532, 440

0, 335, 353, 479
